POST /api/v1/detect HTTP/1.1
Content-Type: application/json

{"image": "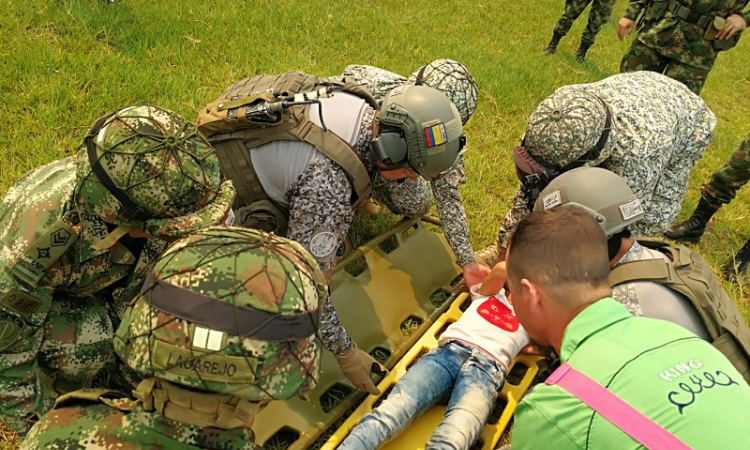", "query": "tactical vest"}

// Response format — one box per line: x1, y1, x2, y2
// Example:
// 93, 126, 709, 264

197, 71, 379, 235
609, 237, 750, 382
